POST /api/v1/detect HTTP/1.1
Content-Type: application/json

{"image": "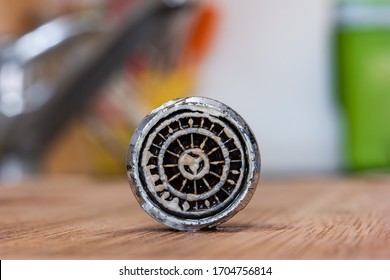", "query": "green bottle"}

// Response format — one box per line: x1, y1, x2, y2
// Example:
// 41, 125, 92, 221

337, 0, 390, 171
